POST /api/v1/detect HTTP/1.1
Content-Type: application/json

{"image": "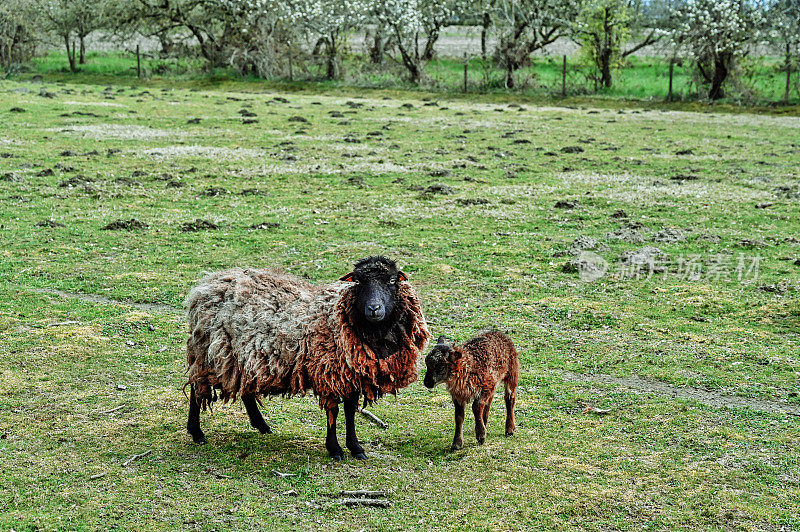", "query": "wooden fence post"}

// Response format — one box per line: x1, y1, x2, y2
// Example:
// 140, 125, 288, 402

785, 42, 791, 105
463, 54, 468, 92
136, 45, 141, 78
561, 55, 566, 97
667, 58, 674, 102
